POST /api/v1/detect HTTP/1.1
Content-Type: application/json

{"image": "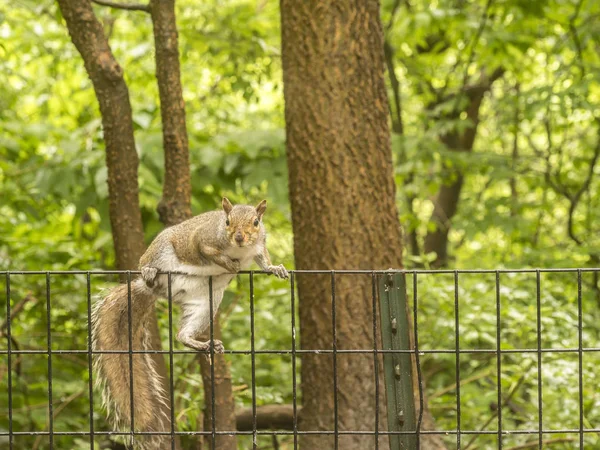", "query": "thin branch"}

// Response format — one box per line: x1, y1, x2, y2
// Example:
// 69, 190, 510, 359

568, 0, 586, 79
384, 39, 404, 135
429, 366, 495, 400
386, 0, 403, 31
464, 364, 531, 450
566, 130, 600, 245
91, 0, 150, 13
510, 83, 520, 216
32, 390, 85, 450
453, 0, 495, 112
0, 293, 36, 337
